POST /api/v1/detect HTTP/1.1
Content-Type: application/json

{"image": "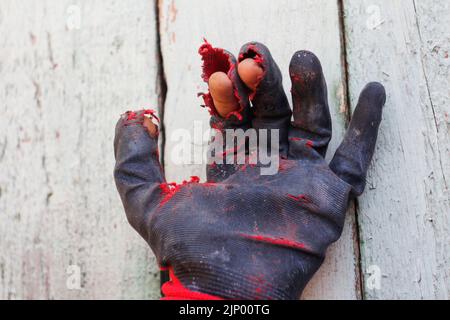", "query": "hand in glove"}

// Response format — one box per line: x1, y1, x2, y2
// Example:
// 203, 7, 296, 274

114, 41, 386, 300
